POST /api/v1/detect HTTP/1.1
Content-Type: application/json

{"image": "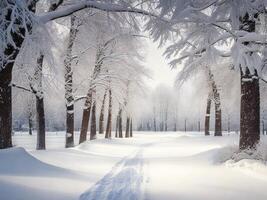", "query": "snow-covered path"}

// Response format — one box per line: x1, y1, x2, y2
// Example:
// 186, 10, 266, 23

80, 133, 267, 200
2, 132, 267, 200
80, 148, 144, 200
